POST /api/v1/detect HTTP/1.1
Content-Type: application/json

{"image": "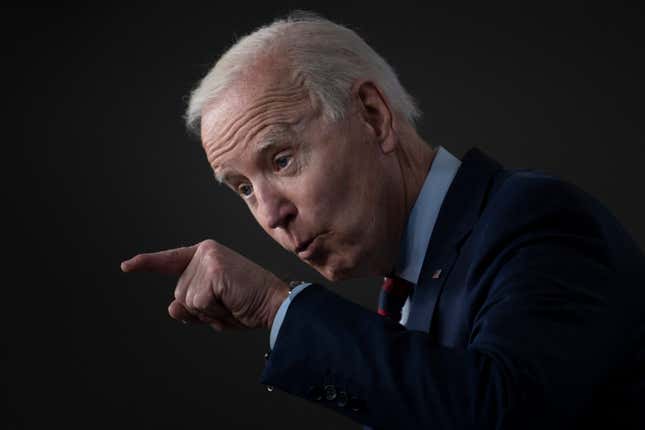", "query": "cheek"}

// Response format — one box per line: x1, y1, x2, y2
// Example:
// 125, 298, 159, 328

294, 169, 342, 220
296, 140, 383, 238
309, 159, 370, 211
303, 165, 381, 241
